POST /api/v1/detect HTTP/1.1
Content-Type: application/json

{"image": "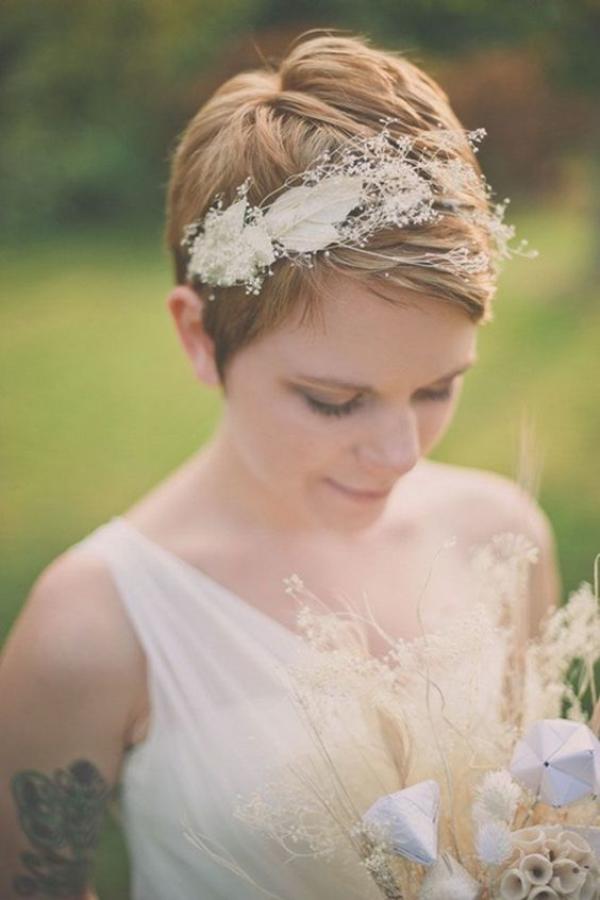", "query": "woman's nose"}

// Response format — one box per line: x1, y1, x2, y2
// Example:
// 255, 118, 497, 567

355, 407, 421, 477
